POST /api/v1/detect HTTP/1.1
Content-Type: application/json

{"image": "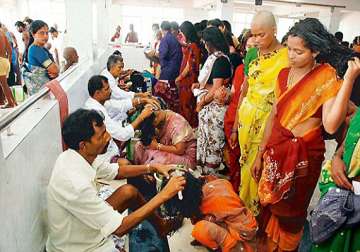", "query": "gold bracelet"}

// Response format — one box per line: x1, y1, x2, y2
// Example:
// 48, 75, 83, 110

157, 143, 161, 151
146, 164, 151, 173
